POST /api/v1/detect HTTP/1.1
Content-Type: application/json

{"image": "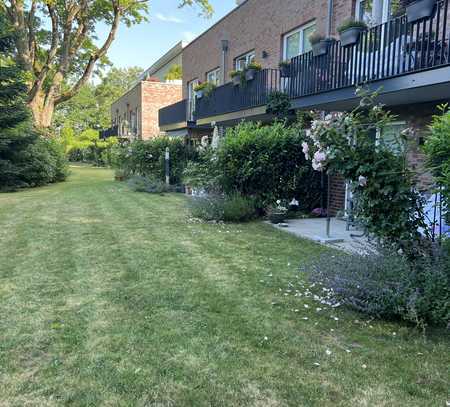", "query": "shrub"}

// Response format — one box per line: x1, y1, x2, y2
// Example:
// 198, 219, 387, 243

127, 176, 168, 194
182, 148, 221, 193
187, 193, 257, 223
223, 193, 257, 222
218, 121, 322, 210
306, 248, 450, 327
113, 137, 197, 185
